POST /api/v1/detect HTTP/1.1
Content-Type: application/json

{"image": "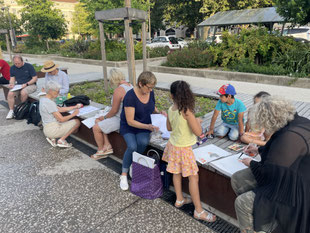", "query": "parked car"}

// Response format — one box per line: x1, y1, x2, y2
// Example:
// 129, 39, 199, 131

206, 35, 222, 44
177, 38, 188, 48
283, 27, 310, 41
147, 36, 180, 50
